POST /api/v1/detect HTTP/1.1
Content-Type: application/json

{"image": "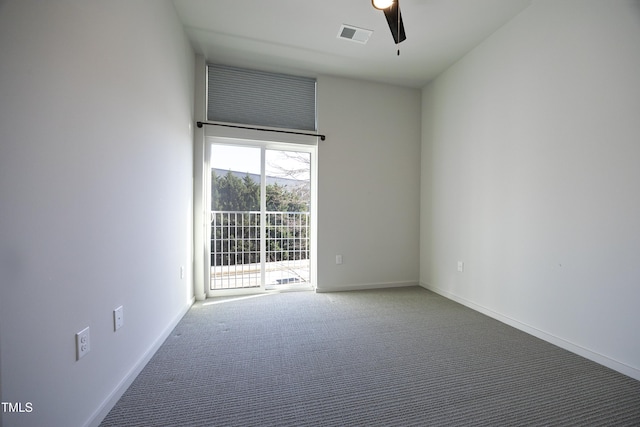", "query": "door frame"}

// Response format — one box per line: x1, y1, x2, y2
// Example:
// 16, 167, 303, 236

204, 136, 317, 297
